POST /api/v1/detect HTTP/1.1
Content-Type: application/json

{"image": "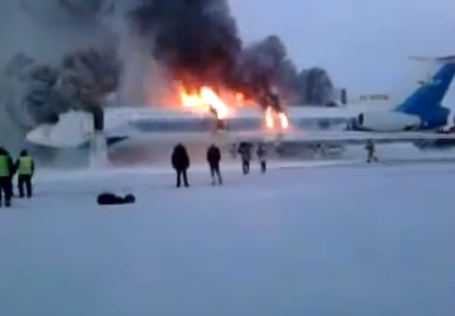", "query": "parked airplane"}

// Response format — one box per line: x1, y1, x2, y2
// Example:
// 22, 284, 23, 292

26, 55, 455, 149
